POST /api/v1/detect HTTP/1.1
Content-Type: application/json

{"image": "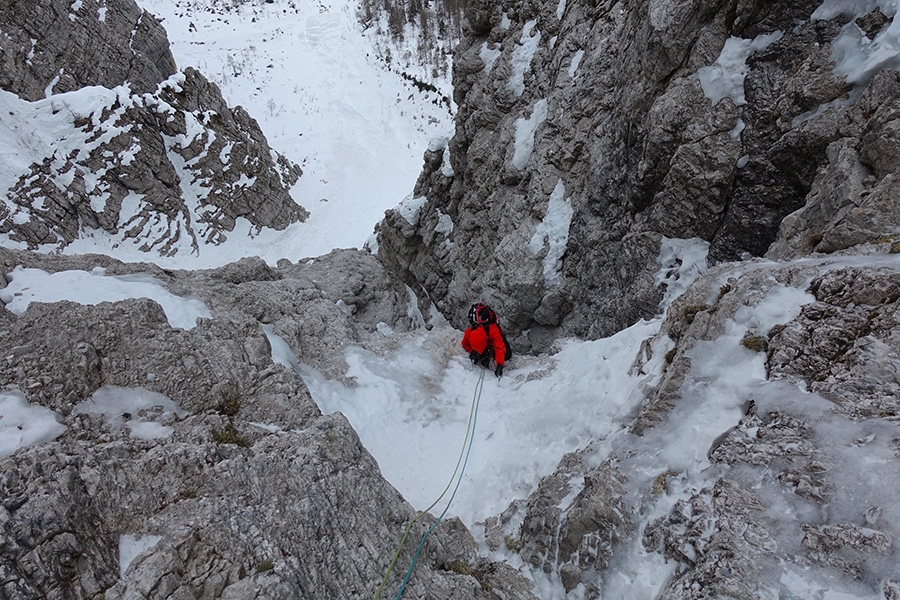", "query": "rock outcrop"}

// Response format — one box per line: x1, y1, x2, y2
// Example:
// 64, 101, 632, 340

481, 243, 900, 597
0, 0, 307, 257
0, 247, 538, 600
0, 0, 176, 99
376, 0, 900, 353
